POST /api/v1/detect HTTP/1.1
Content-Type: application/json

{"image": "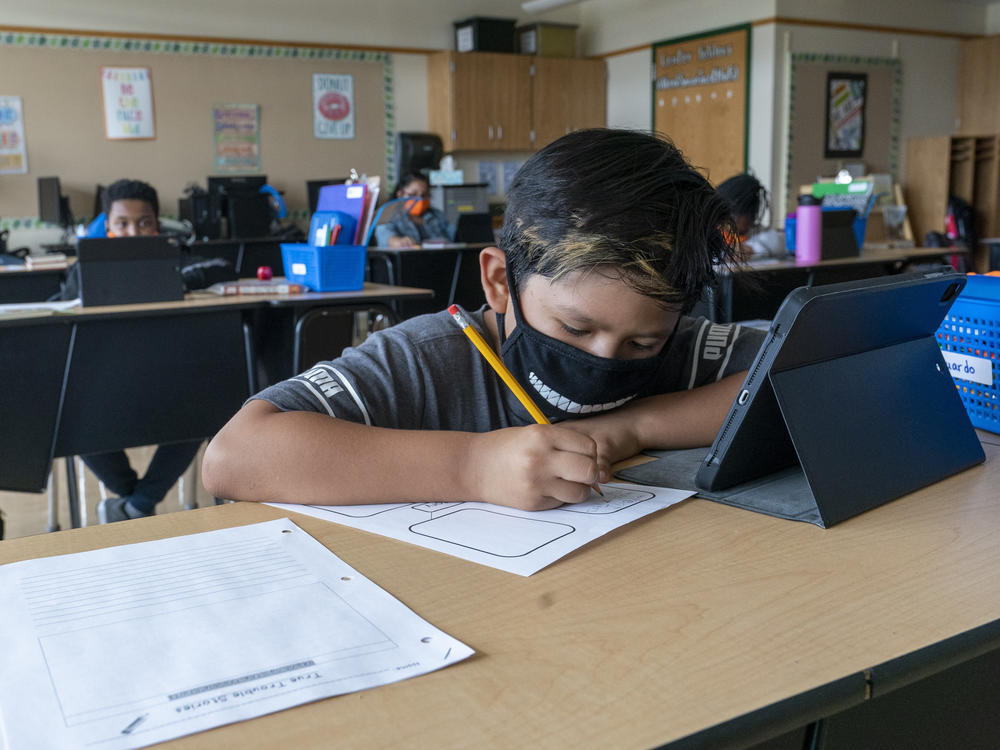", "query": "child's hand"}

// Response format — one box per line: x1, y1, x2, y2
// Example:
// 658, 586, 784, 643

468, 424, 600, 511
561, 411, 642, 484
